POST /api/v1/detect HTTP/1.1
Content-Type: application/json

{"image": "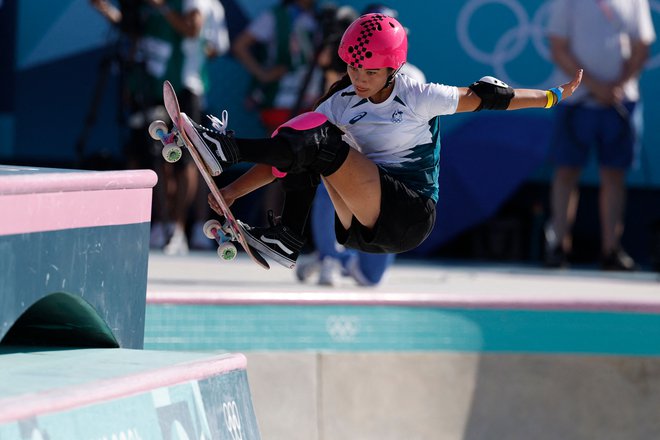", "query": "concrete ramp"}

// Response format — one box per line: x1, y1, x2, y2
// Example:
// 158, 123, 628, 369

0, 348, 260, 440
146, 254, 660, 440
0, 166, 263, 439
